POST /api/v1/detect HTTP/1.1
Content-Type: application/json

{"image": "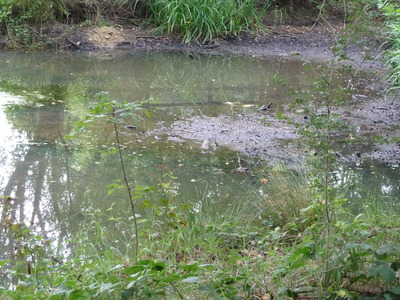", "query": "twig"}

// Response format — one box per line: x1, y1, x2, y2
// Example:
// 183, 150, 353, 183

112, 108, 139, 262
